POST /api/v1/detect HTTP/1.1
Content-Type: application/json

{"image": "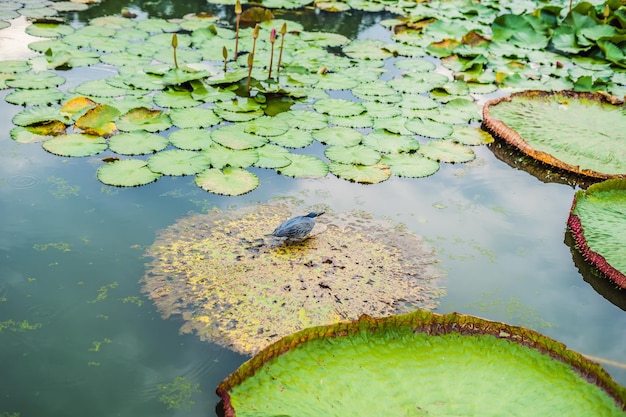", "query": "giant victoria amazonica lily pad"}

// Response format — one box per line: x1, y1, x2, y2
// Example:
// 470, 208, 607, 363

482, 90, 626, 180
567, 178, 626, 289
217, 310, 626, 417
